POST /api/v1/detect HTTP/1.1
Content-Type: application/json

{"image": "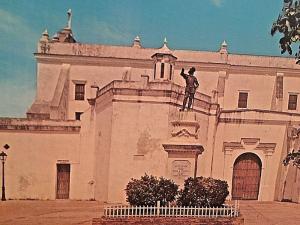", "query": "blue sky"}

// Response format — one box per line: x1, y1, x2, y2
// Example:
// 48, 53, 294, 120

0, 0, 286, 117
